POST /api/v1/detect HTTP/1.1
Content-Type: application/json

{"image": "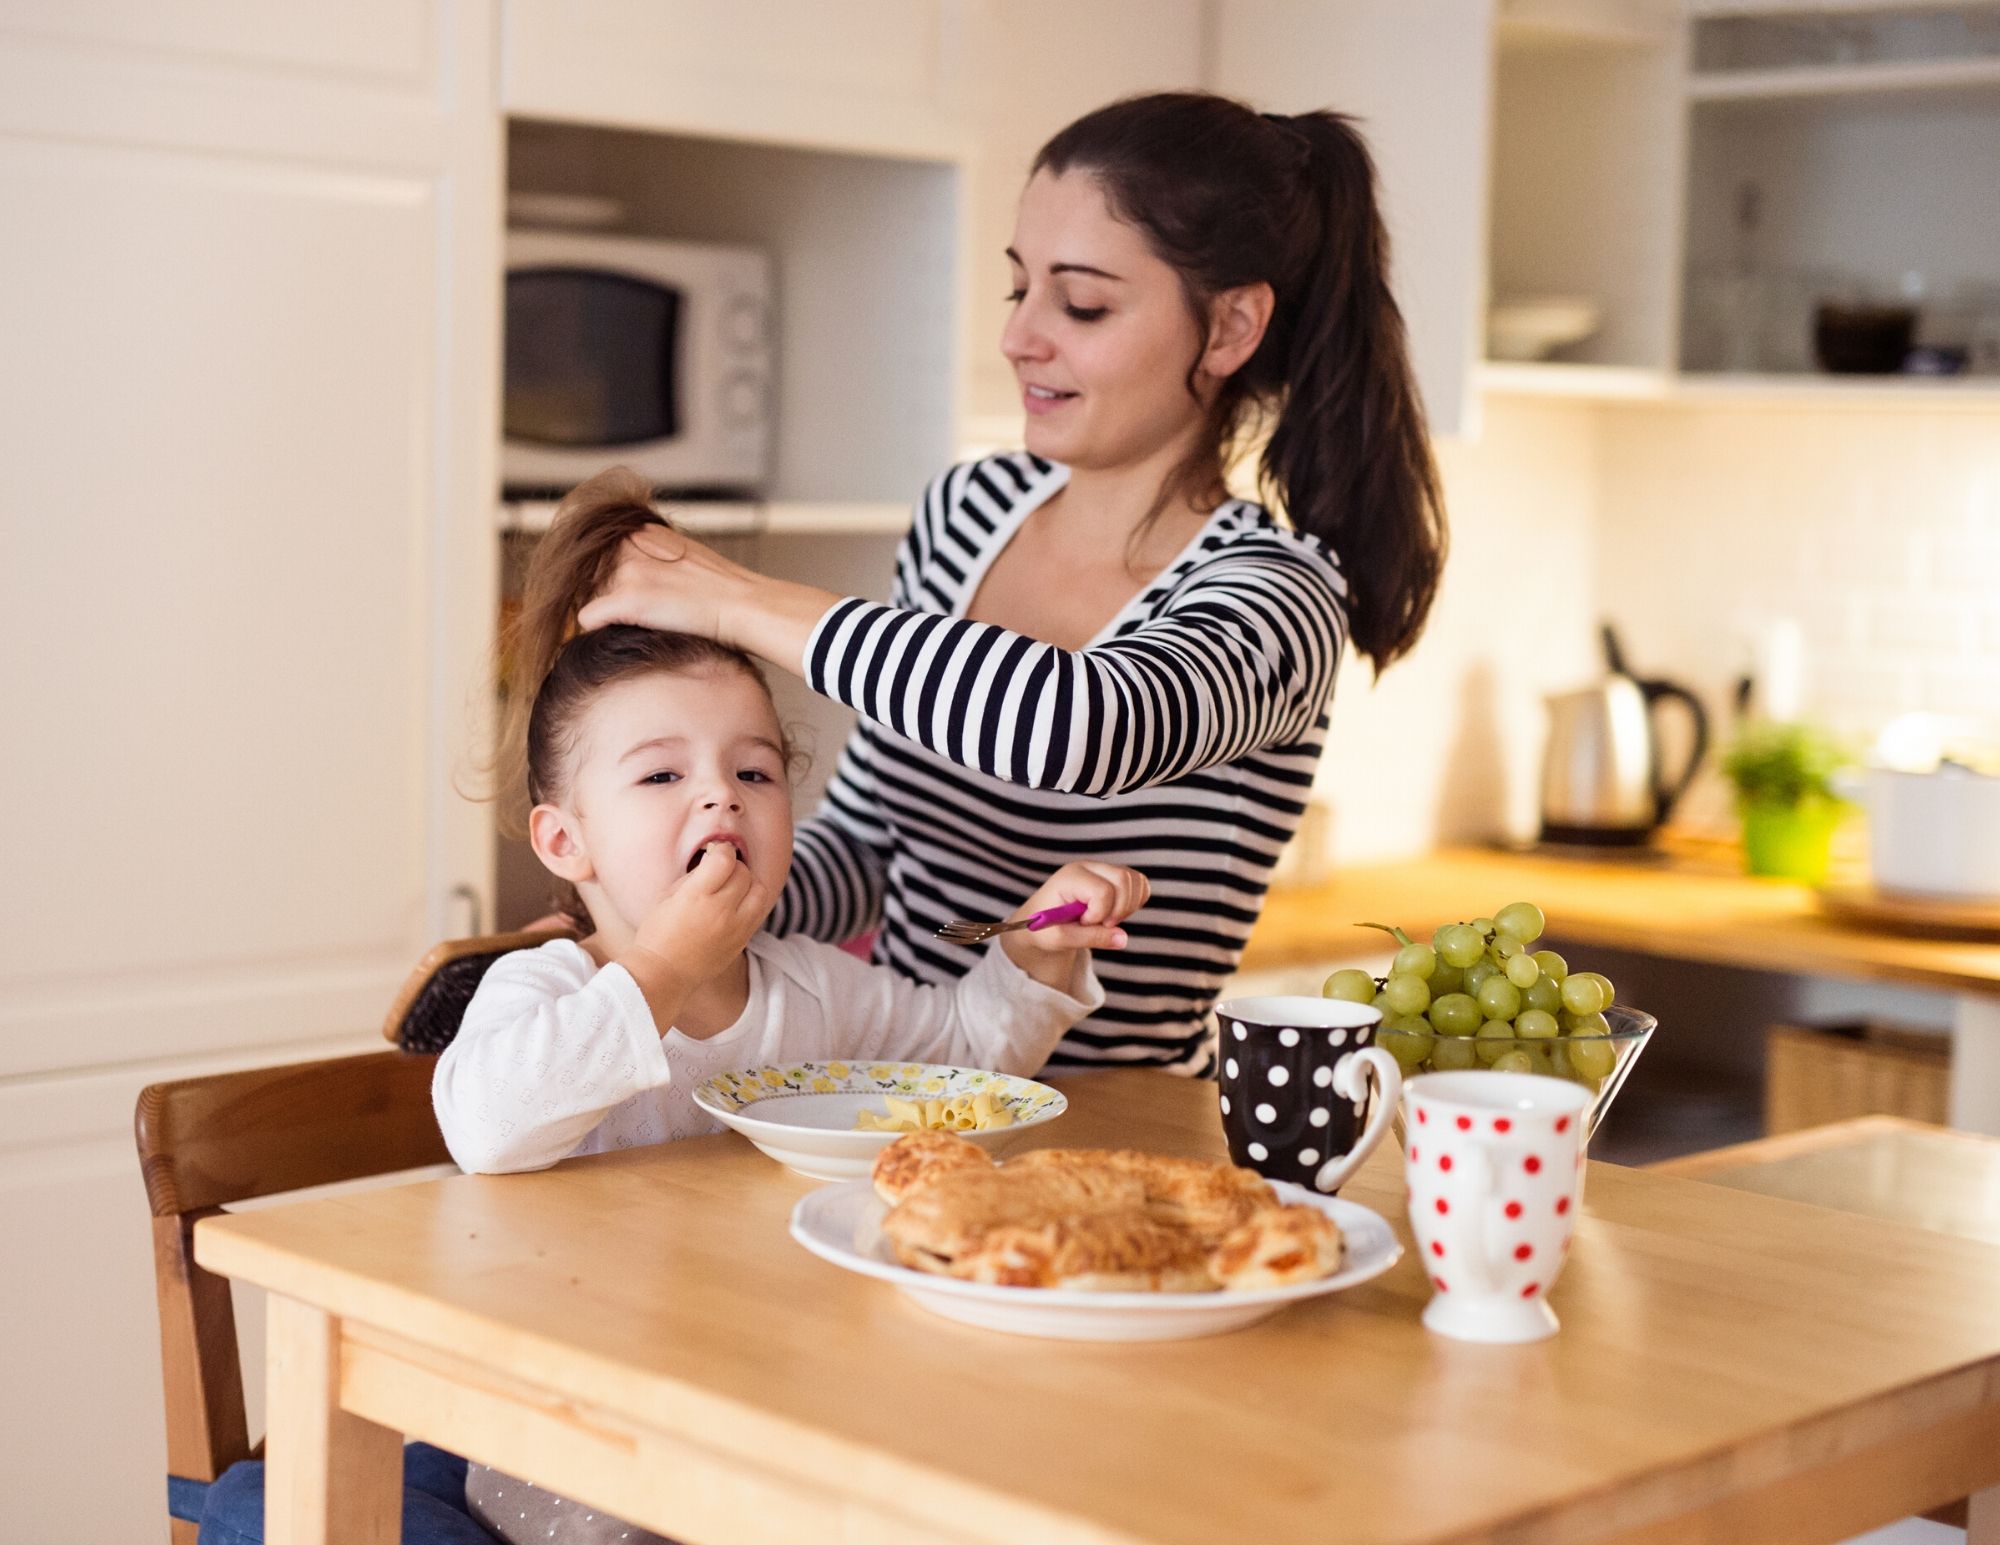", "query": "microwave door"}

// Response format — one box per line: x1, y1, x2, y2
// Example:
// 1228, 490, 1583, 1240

505, 268, 683, 451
